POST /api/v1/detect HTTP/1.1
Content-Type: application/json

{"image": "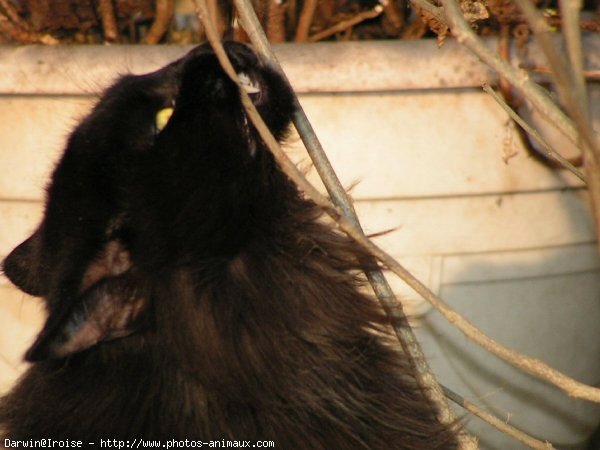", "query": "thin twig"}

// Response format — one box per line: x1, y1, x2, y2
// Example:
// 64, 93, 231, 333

198, 0, 600, 405
294, 0, 317, 41
198, 0, 600, 443
308, 5, 384, 42
142, 0, 174, 44
190, 4, 600, 449
483, 84, 586, 182
196, 0, 470, 443
97, 0, 118, 42
512, 0, 582, 119
228, 0, 471, 442
190, 7, 568, 448
530, 66, 600, 80
512, 0, 600, 255
192, 6, 600, 450
560, 0, 587, 112
442, 0, 600, 254
199, 3, 484, 448
344, 217, 600, 403
440, 0, 579, 152
233, 0, 419, 357
497, 24, 513, 104
442, 386, 555, 450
